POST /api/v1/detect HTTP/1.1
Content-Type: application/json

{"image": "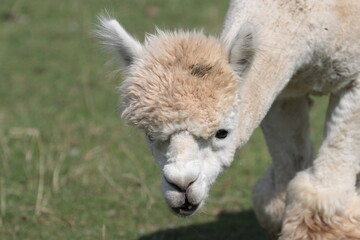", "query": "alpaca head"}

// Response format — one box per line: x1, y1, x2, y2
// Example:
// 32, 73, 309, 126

96, 16, 256, 216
